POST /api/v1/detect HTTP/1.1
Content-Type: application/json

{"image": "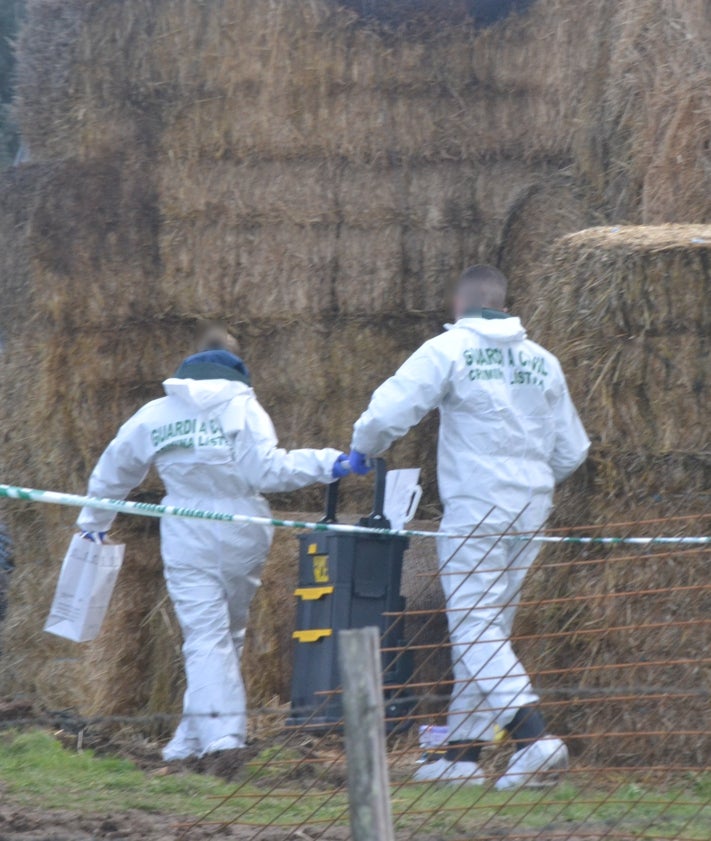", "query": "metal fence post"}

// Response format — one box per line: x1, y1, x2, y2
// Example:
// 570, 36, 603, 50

338, 626, 396, 841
